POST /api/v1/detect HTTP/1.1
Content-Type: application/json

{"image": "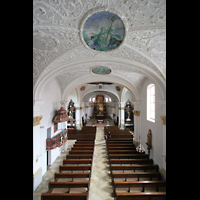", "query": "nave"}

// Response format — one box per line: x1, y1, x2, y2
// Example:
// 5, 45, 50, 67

34, 125, 166, 200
